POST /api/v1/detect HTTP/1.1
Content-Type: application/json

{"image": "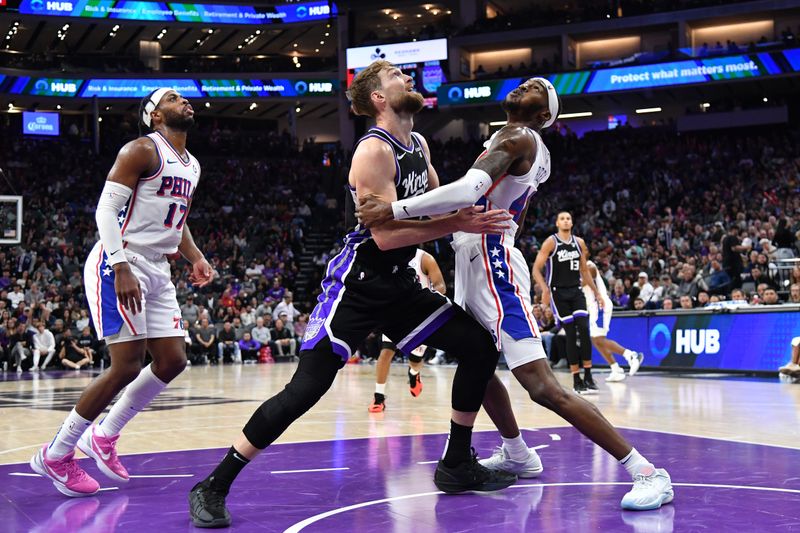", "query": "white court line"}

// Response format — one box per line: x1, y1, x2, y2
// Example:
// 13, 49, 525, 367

549, 434, 561, 441
283, 481, 800, 533
98, 487, 119, 492
129, 474, 194, 478
416, 460, 438, 465
533, 445, 549, 450
8, 472, 39, 477
270, 467, 349, 475
616, 426, 800, 451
